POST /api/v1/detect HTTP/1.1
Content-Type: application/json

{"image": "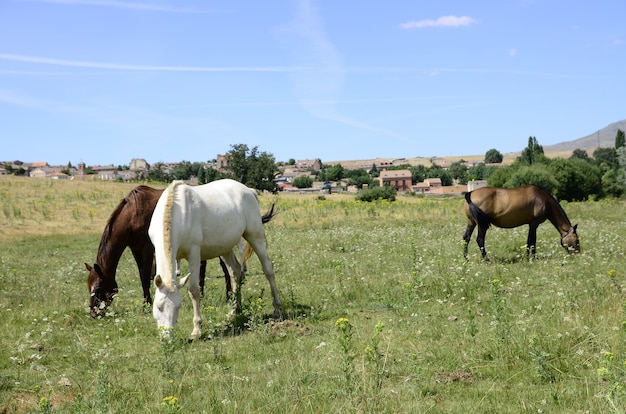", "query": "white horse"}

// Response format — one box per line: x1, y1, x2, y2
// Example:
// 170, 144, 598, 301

148, 179, 282, 339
